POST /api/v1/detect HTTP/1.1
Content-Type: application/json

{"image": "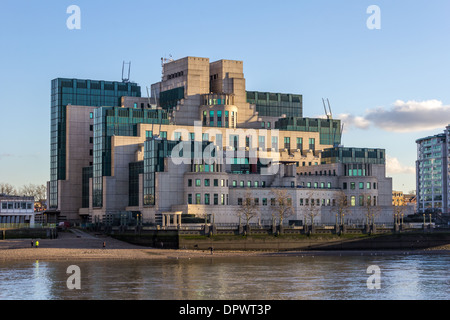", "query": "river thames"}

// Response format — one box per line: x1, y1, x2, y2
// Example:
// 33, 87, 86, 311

0, 253, 448, 300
